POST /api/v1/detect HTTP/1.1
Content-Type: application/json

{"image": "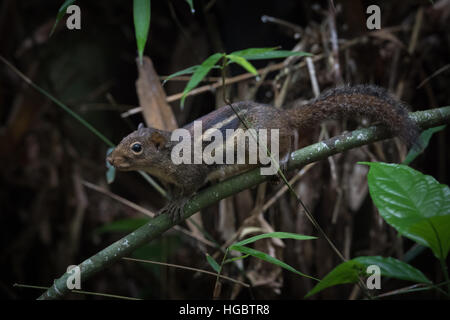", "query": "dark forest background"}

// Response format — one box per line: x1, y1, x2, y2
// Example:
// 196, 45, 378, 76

0, 0, 449, 299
